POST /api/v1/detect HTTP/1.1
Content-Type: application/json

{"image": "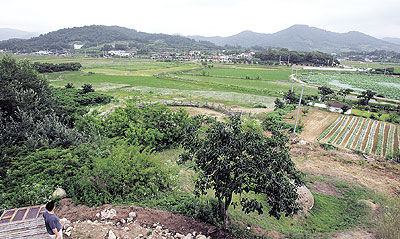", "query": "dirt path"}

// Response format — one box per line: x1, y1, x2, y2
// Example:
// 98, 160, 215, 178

291, 143, 400, 197
300, 108, 340, 141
